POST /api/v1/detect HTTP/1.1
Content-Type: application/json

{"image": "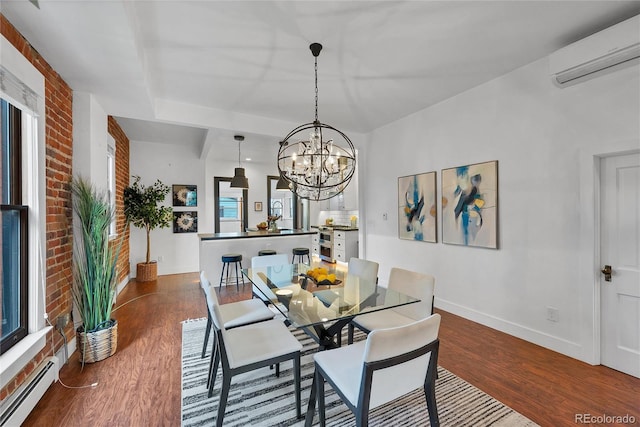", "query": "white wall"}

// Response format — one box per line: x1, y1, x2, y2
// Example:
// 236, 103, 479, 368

129, 139, 288, 274
203, 157, 282, 232
72, 91, 108, 186
129, 141, 205, 276
363, 58, 640, 364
